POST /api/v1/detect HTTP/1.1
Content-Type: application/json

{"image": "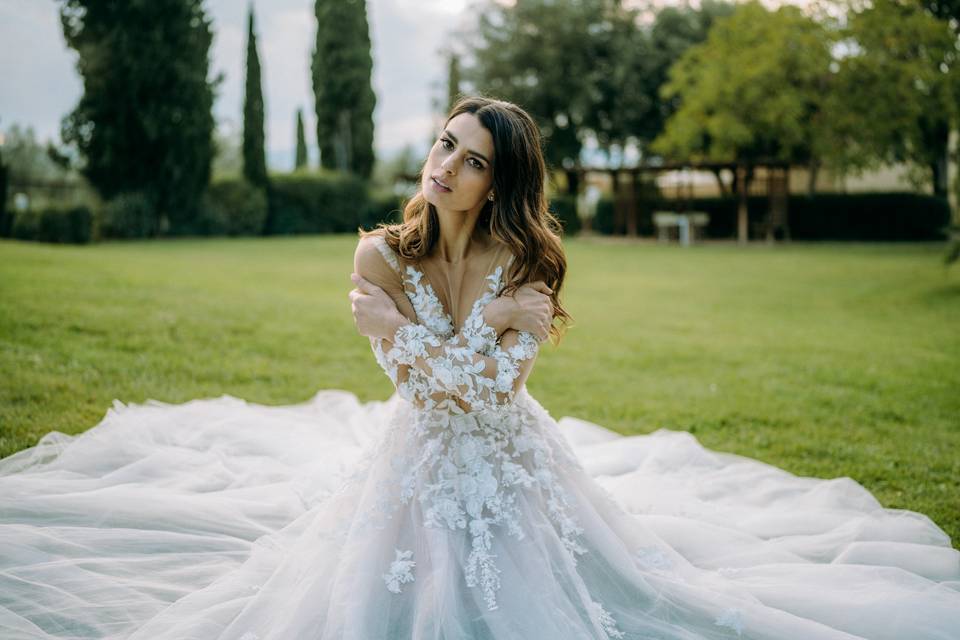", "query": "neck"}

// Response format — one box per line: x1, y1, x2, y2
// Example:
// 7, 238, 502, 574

433, 202, 489, 262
